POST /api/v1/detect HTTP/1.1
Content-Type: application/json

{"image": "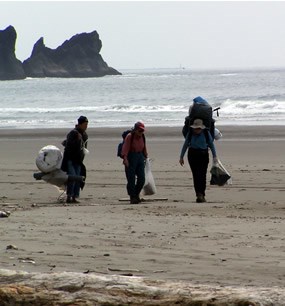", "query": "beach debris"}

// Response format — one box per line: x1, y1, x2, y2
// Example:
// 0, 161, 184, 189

0, 269, 284, 305
0, 211, 10, 218
18, 257, 36, 264
119, 197, 168, 202
108, 267, 141, 273
6, 245, 18, 250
